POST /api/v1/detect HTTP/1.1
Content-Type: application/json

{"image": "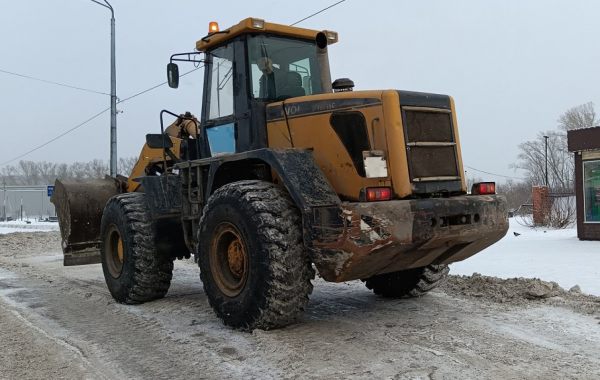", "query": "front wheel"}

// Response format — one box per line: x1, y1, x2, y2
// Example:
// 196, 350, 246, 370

100, 193, 174, 304
198, 180, 314, 331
